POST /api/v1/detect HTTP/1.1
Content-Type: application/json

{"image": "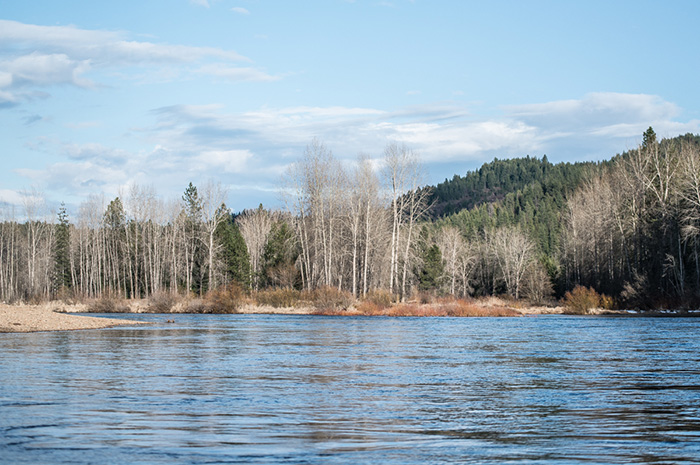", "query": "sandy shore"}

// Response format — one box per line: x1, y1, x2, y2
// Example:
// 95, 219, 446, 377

0, 303, 151, 333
